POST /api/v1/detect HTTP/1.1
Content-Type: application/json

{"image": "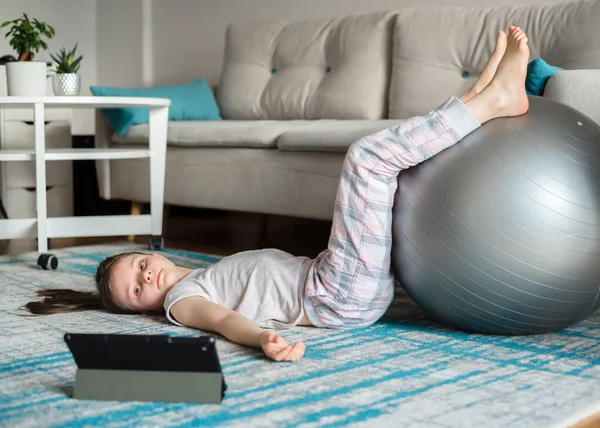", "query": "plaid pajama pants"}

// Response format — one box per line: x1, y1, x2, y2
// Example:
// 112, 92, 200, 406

303, 96, 481, 328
